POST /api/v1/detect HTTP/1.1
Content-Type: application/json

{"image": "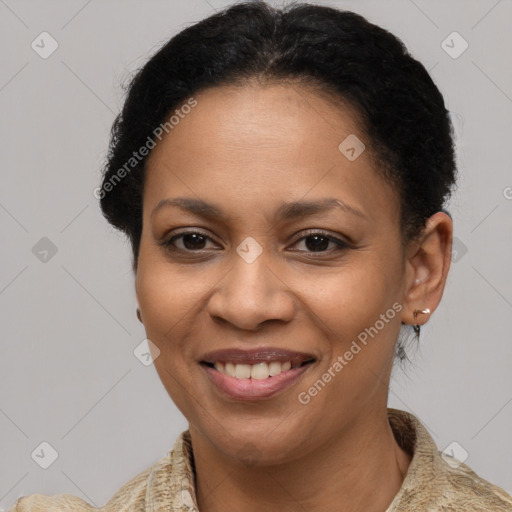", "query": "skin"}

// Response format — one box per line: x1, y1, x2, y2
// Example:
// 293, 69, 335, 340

135, 82, 453, 512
